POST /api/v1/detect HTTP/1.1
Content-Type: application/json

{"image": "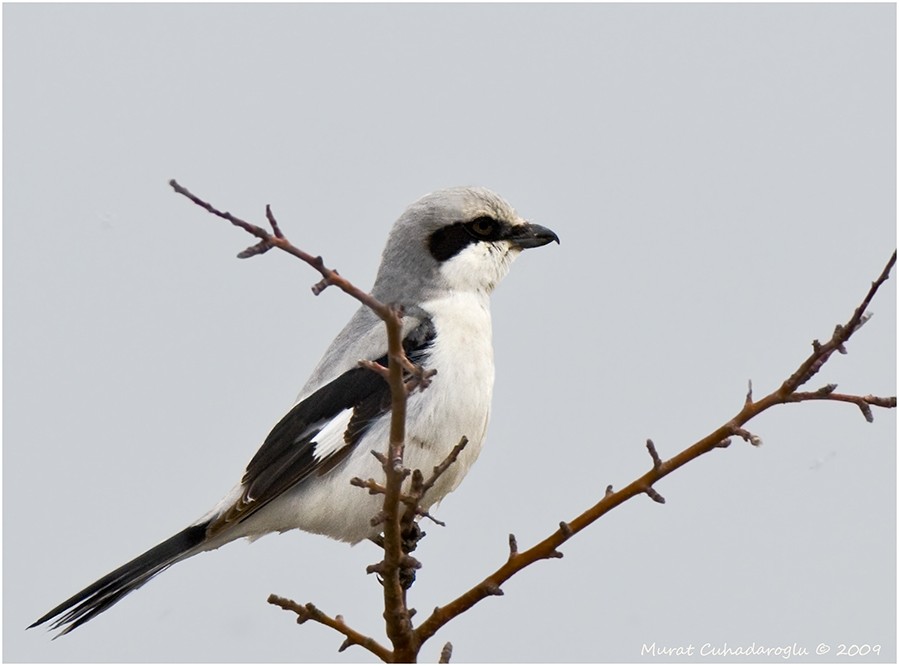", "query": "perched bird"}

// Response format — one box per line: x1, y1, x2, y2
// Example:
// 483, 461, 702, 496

30, 186, 559, 635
